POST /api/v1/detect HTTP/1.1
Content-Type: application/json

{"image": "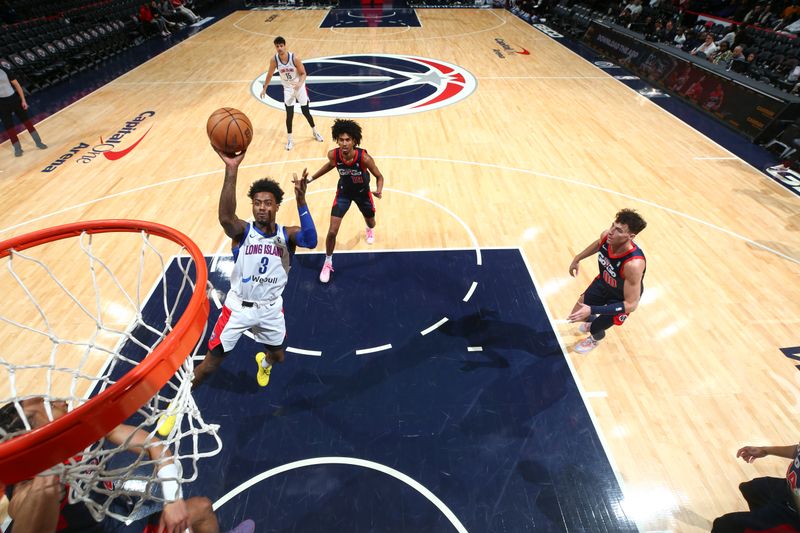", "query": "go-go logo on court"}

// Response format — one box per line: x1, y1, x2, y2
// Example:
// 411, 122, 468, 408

251, 54, 477, 117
